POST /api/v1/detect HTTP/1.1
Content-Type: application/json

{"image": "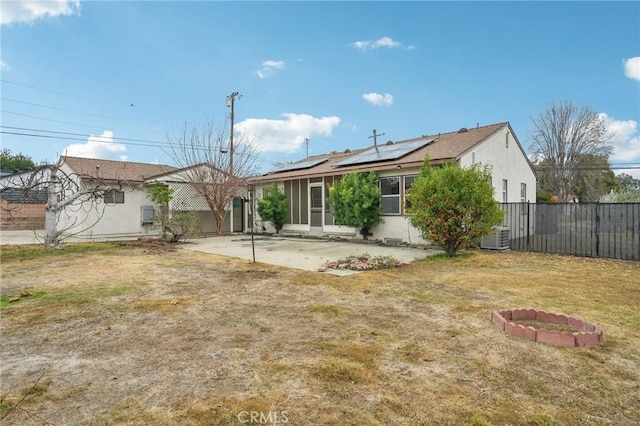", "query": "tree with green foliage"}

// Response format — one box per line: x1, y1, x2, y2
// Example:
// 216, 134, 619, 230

147, 184, 200, 242
599, 172, 640, 202
257, 183, 287, 234
616, 173, 640, 192
0, 149, 36, 171
329, 171, 381, 240
406, 158, 503, 257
